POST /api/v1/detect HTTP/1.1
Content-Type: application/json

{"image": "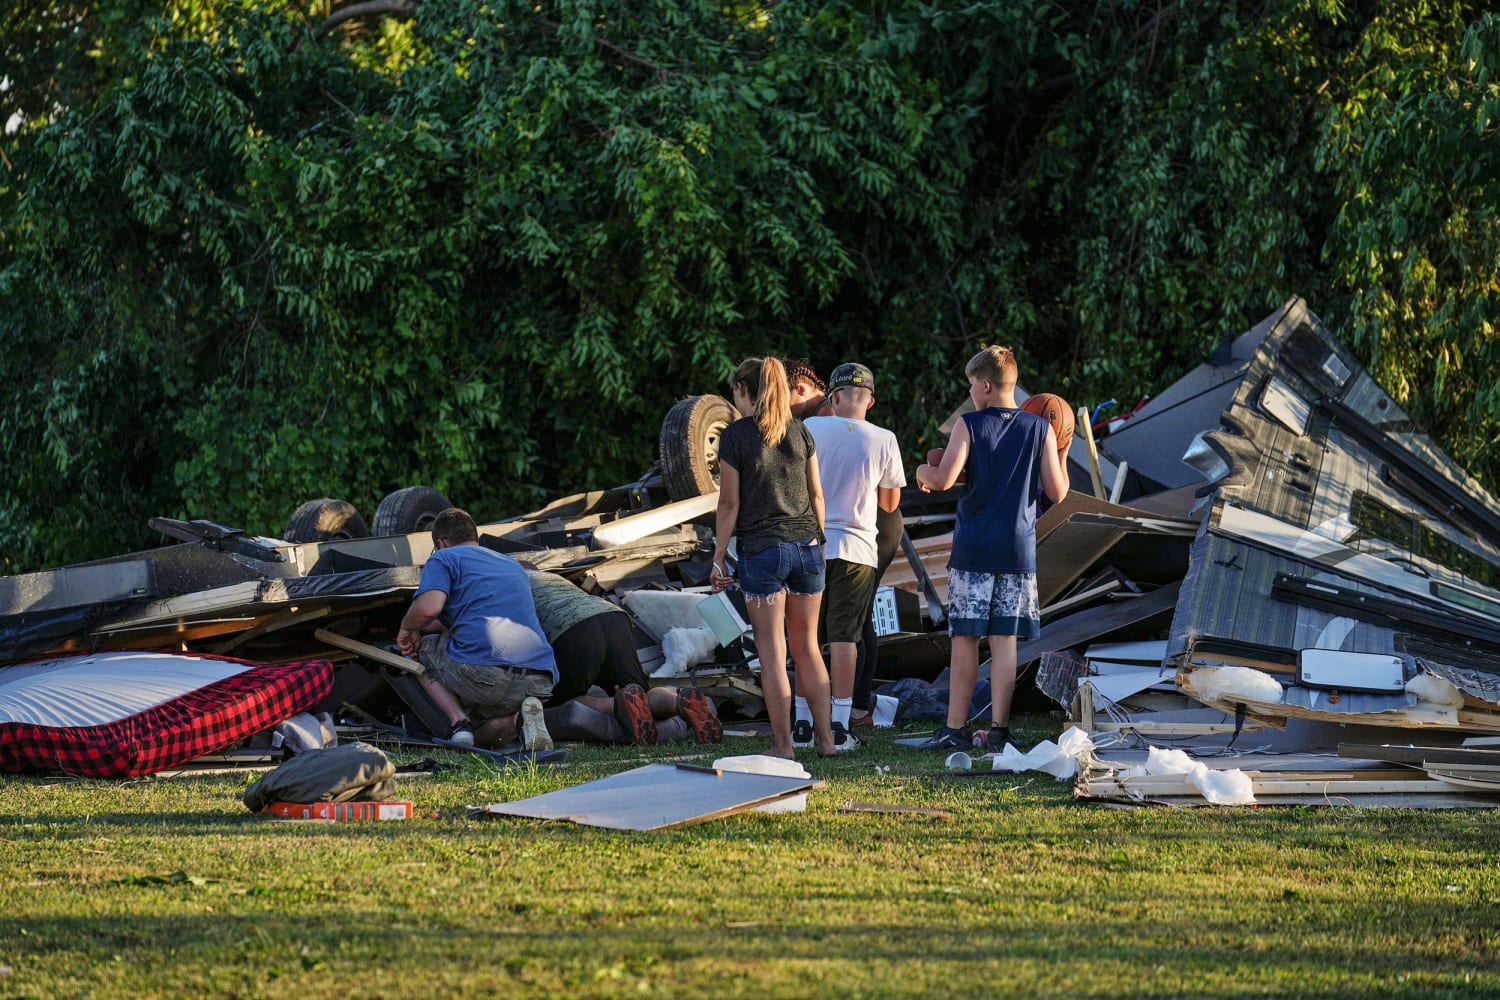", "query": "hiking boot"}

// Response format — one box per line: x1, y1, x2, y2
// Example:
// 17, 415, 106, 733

447, 718, 475, 747
676, 687, 723, 744
917, 726, 970, 751
791, 718, 814, 748
518, 696, 553, 751
832, 722, 862, 753
613, 684, 657, 746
